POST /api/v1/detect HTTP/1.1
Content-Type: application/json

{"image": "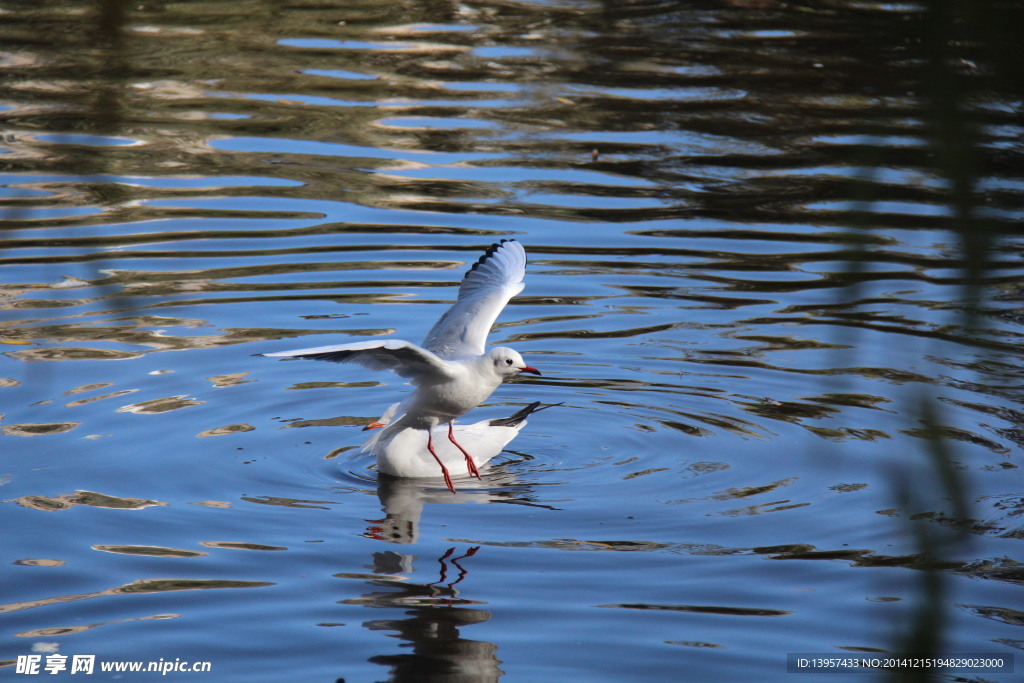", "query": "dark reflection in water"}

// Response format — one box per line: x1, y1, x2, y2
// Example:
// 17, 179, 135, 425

368, 472, 546, 545
344, 476, 543, 681
0, 578, 273, 617
8, 490, 166, 512
355, 548, 501, 683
